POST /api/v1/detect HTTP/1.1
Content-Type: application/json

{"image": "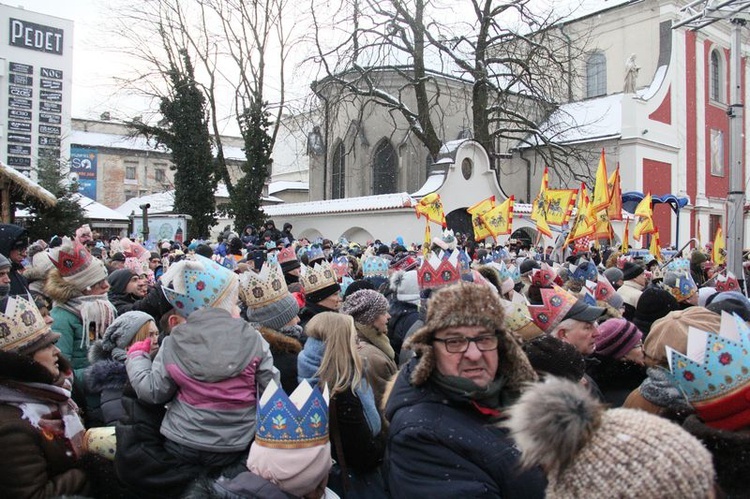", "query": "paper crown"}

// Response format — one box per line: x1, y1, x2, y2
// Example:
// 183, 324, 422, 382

509, 264, 521, 284
255, 379, 329, 449
390, 254, 419, 272
530, 263, 556, 287
339, 275, 354, 297
277, 246, 298, 265
0, 294, 56, 353
665, 258, 691, 275
330, 256, 349, 280
501, 293, 543, 341
305, 245, 325, 264
667, 312, 750, 431
456, 250, 473, 281
581, 284, 597, 306
239, 262, 289, 309
265, 241, 278, 251
48, 237, 93, 278
527, 285, 579, 333
119, 237, 148, 259
715, 271, 740, 293
662, 271, 698, 302
362, 256, 389, 278
300, 260, 338, 294
588, 274, 618, 306
161, 254, 238, 318
417, 251, 461, 290
481, 249, 509, 265
432, 229, 457, 251
569, 259, 598, 283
